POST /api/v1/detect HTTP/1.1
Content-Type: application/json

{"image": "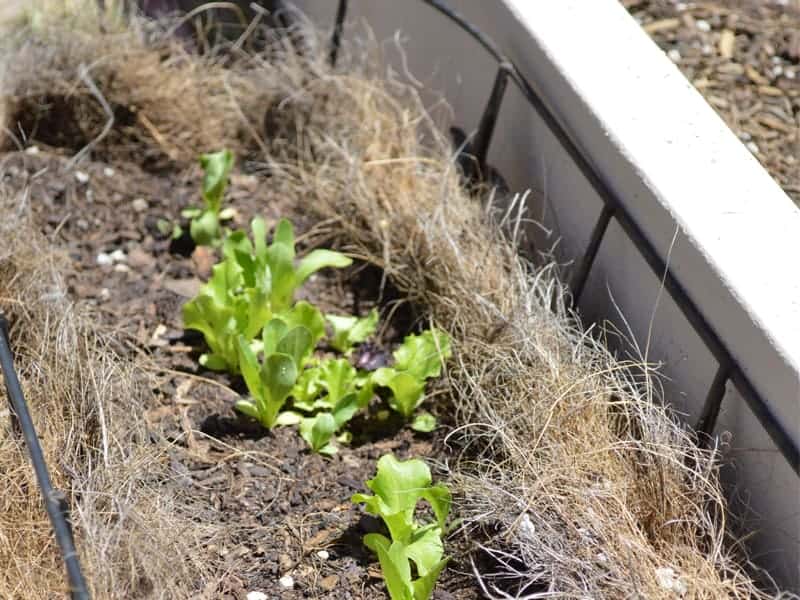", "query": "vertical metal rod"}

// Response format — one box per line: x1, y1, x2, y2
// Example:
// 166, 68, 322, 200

0, 317, 90, 600
329, 0, 348, 67
695, 363, 730, 447
570, 204, 614, 305
471, 63, 511, 177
